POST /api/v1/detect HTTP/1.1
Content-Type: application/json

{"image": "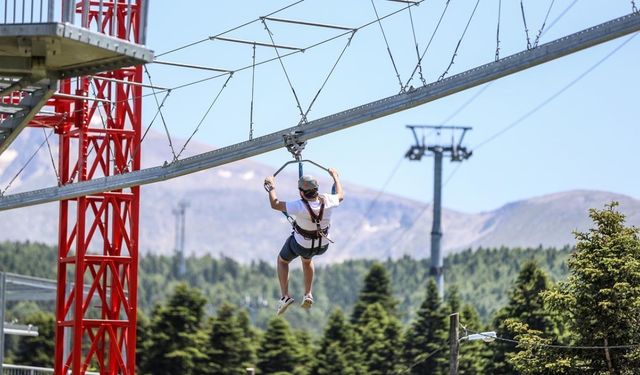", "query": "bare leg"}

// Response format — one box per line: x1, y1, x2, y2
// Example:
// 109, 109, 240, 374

301, 257, 314, 296
277, 256, 291, 298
